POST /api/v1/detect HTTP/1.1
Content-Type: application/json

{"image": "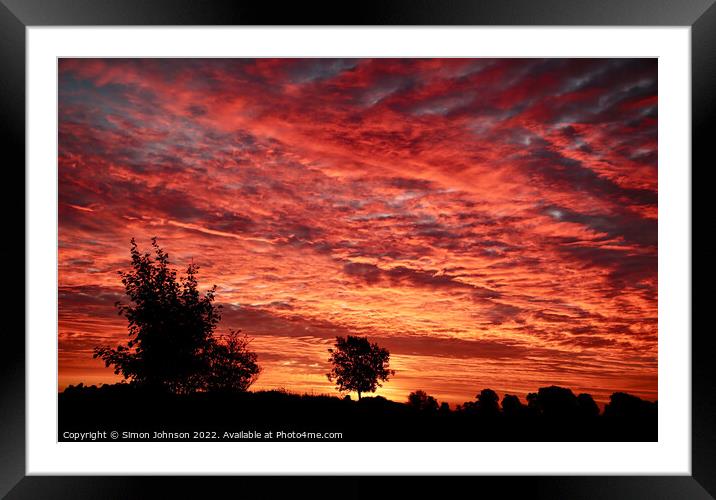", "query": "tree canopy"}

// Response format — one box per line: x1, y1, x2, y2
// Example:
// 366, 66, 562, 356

407, 390, 439, 412
94, 238, 260, 394
206, 330, 261, 392
326, 335, 394, 400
